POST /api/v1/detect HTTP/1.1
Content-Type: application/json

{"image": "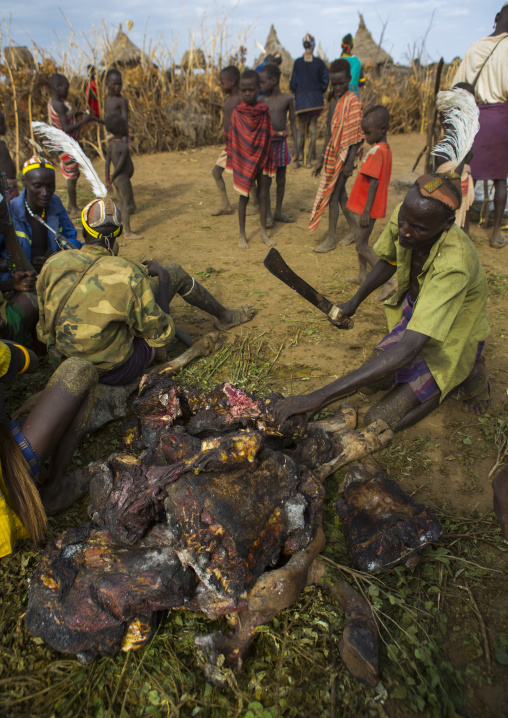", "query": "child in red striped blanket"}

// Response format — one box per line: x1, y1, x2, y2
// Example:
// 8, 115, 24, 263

226, 70, 274, 249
